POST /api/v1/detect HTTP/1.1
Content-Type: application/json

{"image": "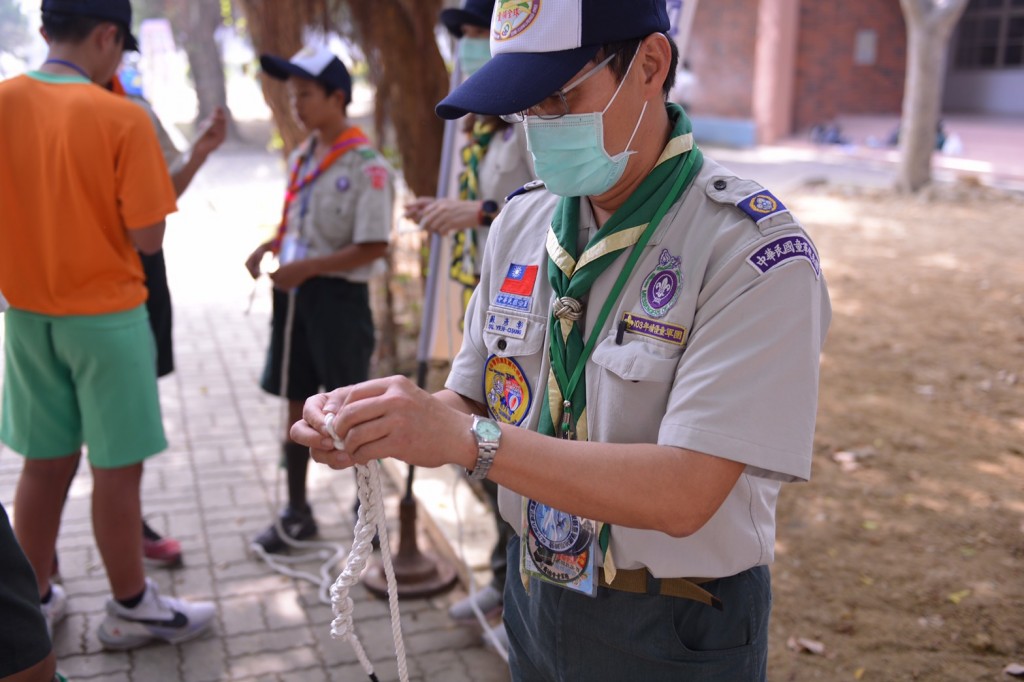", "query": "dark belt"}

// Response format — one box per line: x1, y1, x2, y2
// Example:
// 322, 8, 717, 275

598, 567, 723, 610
